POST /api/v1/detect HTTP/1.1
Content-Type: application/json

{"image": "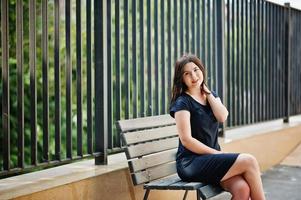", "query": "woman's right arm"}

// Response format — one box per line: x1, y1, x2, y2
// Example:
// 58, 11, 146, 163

175, 110, 221, 155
